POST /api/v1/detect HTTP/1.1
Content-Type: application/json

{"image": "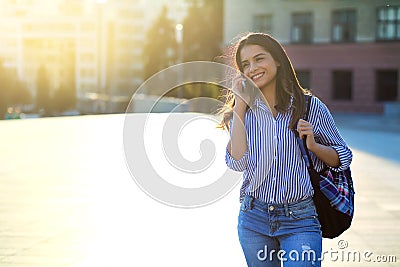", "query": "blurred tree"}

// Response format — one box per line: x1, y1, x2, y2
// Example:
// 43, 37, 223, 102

53, 85, 74, 113
0, 60, 13, 117
142, 6, 178, 83
0, 60, 32, 118
182, 0, 223, 62
10, 80, 32, 106
204, 0, 223, 53
52, 55, 76, 113
181, 82, 221, 99
36, 65, 51, 115
141, 1, 223, 100
180, 0, 223, 100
